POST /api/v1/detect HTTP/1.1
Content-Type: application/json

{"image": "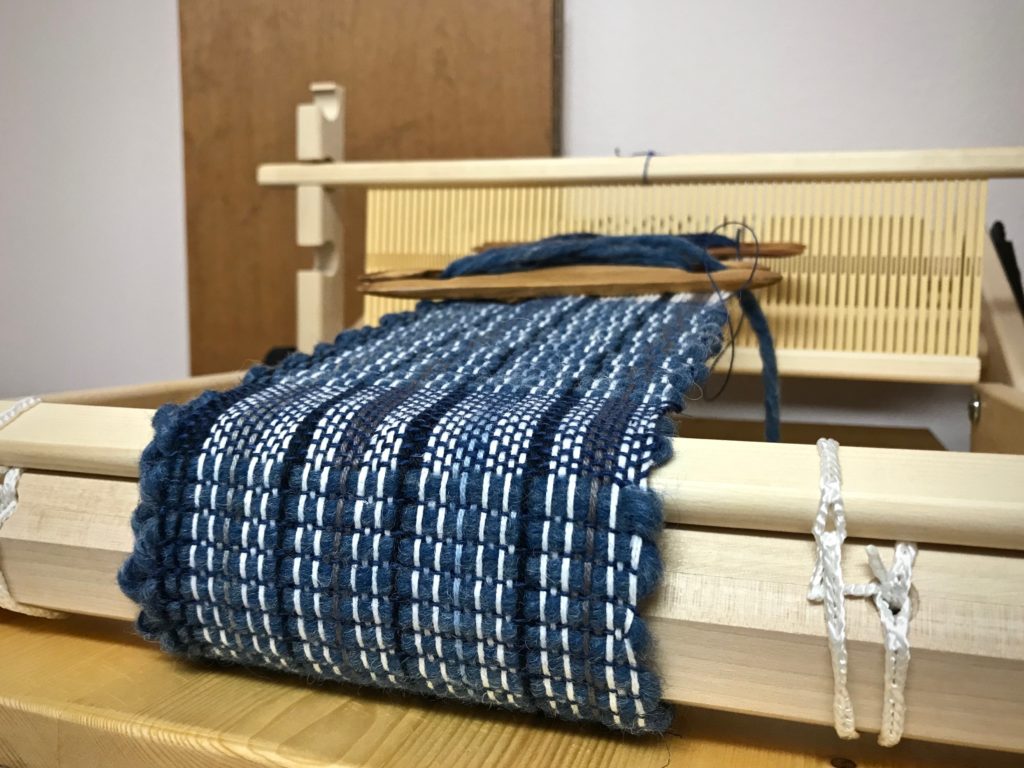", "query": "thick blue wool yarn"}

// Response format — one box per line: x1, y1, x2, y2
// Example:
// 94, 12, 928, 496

455, 234, 780, 442
442, 233, 738, 278
119, 234, 778, 734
